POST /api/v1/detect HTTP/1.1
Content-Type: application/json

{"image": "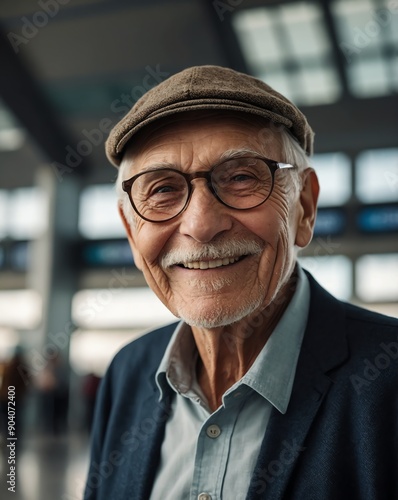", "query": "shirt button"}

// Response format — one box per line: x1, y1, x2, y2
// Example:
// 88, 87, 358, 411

206, 424, 221, 438
198, 493, 212, 500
